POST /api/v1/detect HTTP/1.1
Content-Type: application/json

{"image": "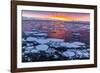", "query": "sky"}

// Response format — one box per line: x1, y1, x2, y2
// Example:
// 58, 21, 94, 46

22, 10, 90, 22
